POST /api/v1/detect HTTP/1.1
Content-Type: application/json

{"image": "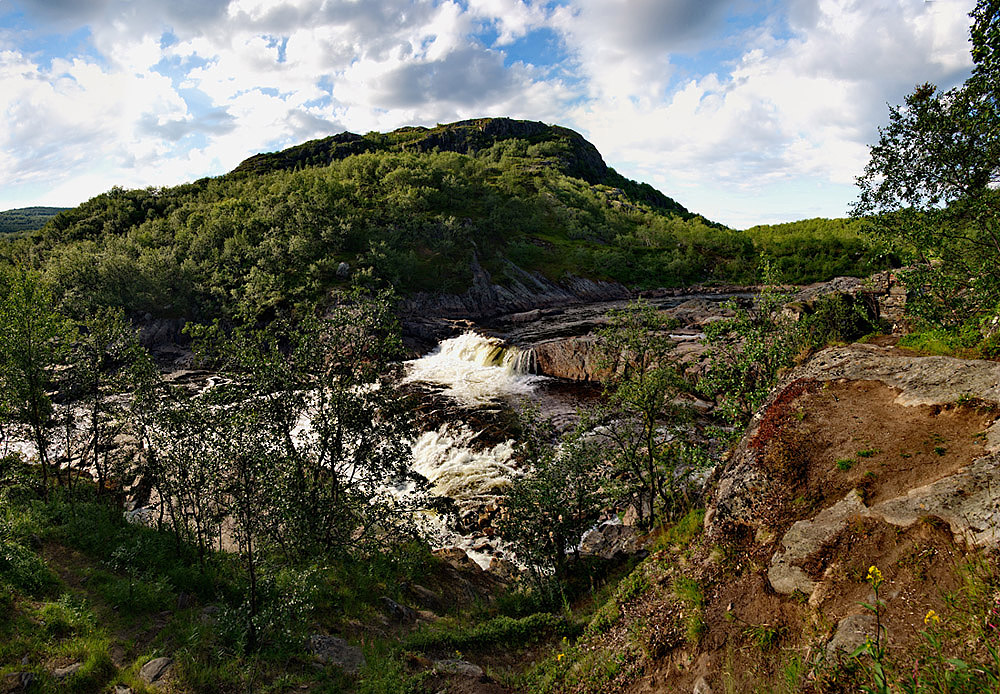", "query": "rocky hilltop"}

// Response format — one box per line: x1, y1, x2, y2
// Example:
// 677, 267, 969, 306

565, 341, 1000, 693
229, 117, 695, 218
